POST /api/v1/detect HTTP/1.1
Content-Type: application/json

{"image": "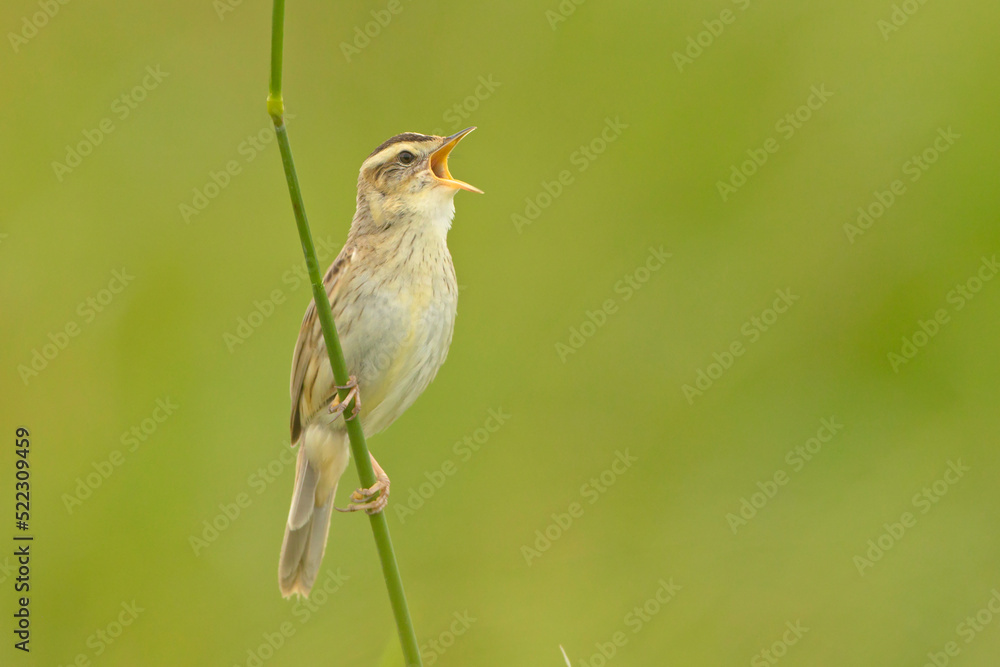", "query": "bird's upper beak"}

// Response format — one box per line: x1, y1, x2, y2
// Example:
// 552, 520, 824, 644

429, 127, 483, 194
